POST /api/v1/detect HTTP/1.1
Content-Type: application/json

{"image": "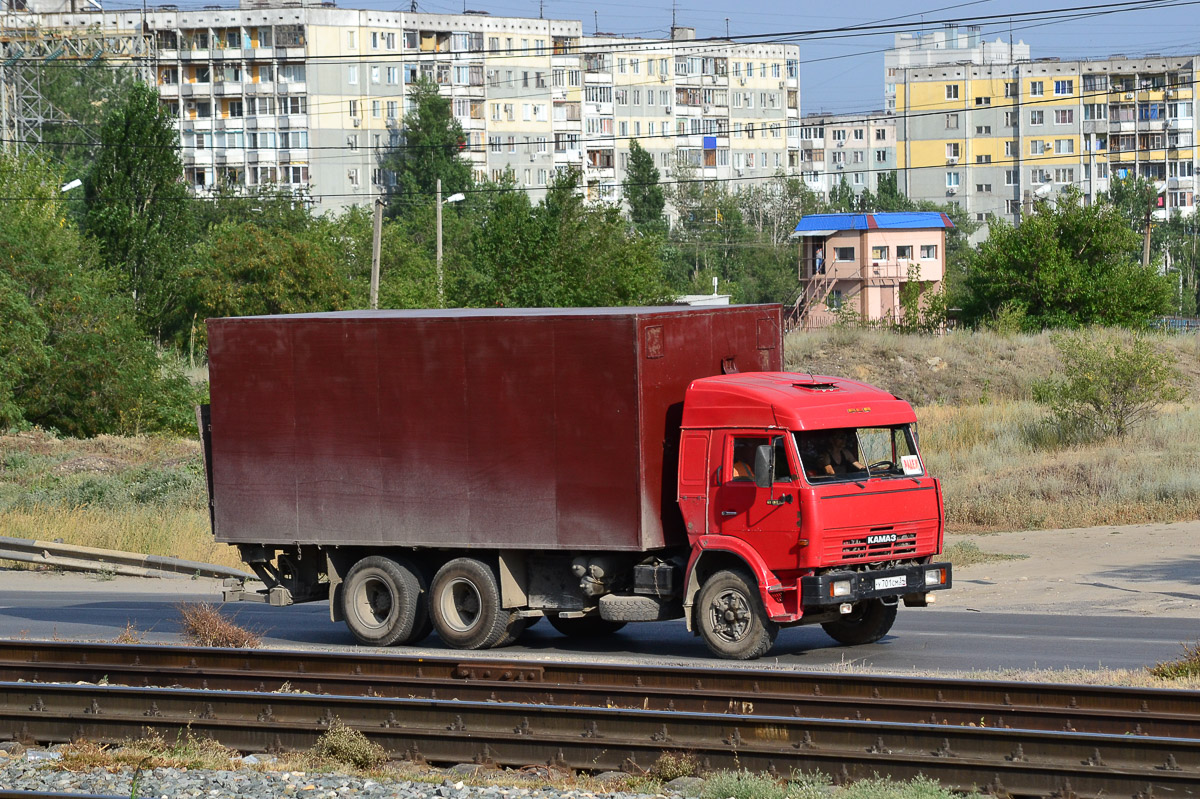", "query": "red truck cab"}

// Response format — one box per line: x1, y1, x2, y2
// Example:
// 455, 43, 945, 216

677, 373, 951, 658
